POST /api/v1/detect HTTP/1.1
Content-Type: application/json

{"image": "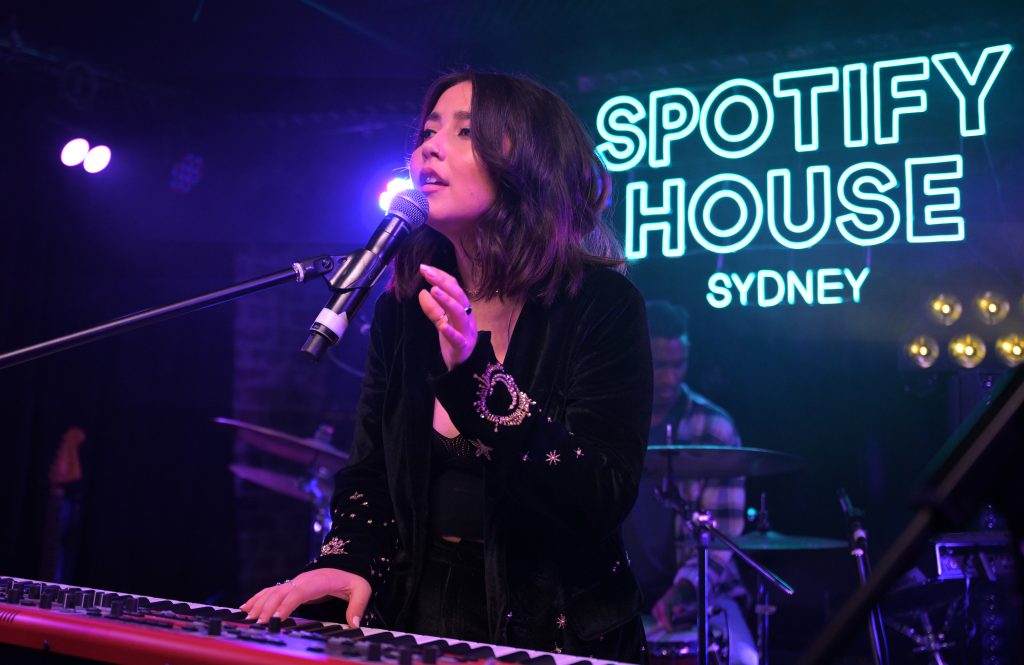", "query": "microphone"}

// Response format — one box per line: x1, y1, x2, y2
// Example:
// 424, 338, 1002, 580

301, 189, 428, 360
